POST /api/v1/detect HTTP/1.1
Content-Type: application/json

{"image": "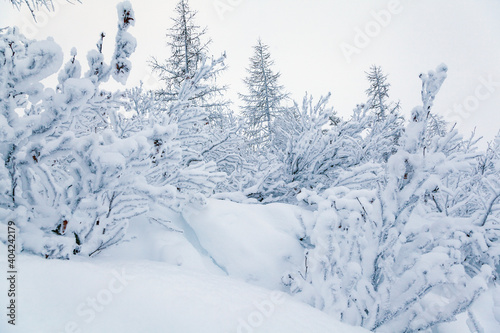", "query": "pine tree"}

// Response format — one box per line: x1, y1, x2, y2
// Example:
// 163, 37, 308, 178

149, 0, 227, 124
240, 39, 288, 149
